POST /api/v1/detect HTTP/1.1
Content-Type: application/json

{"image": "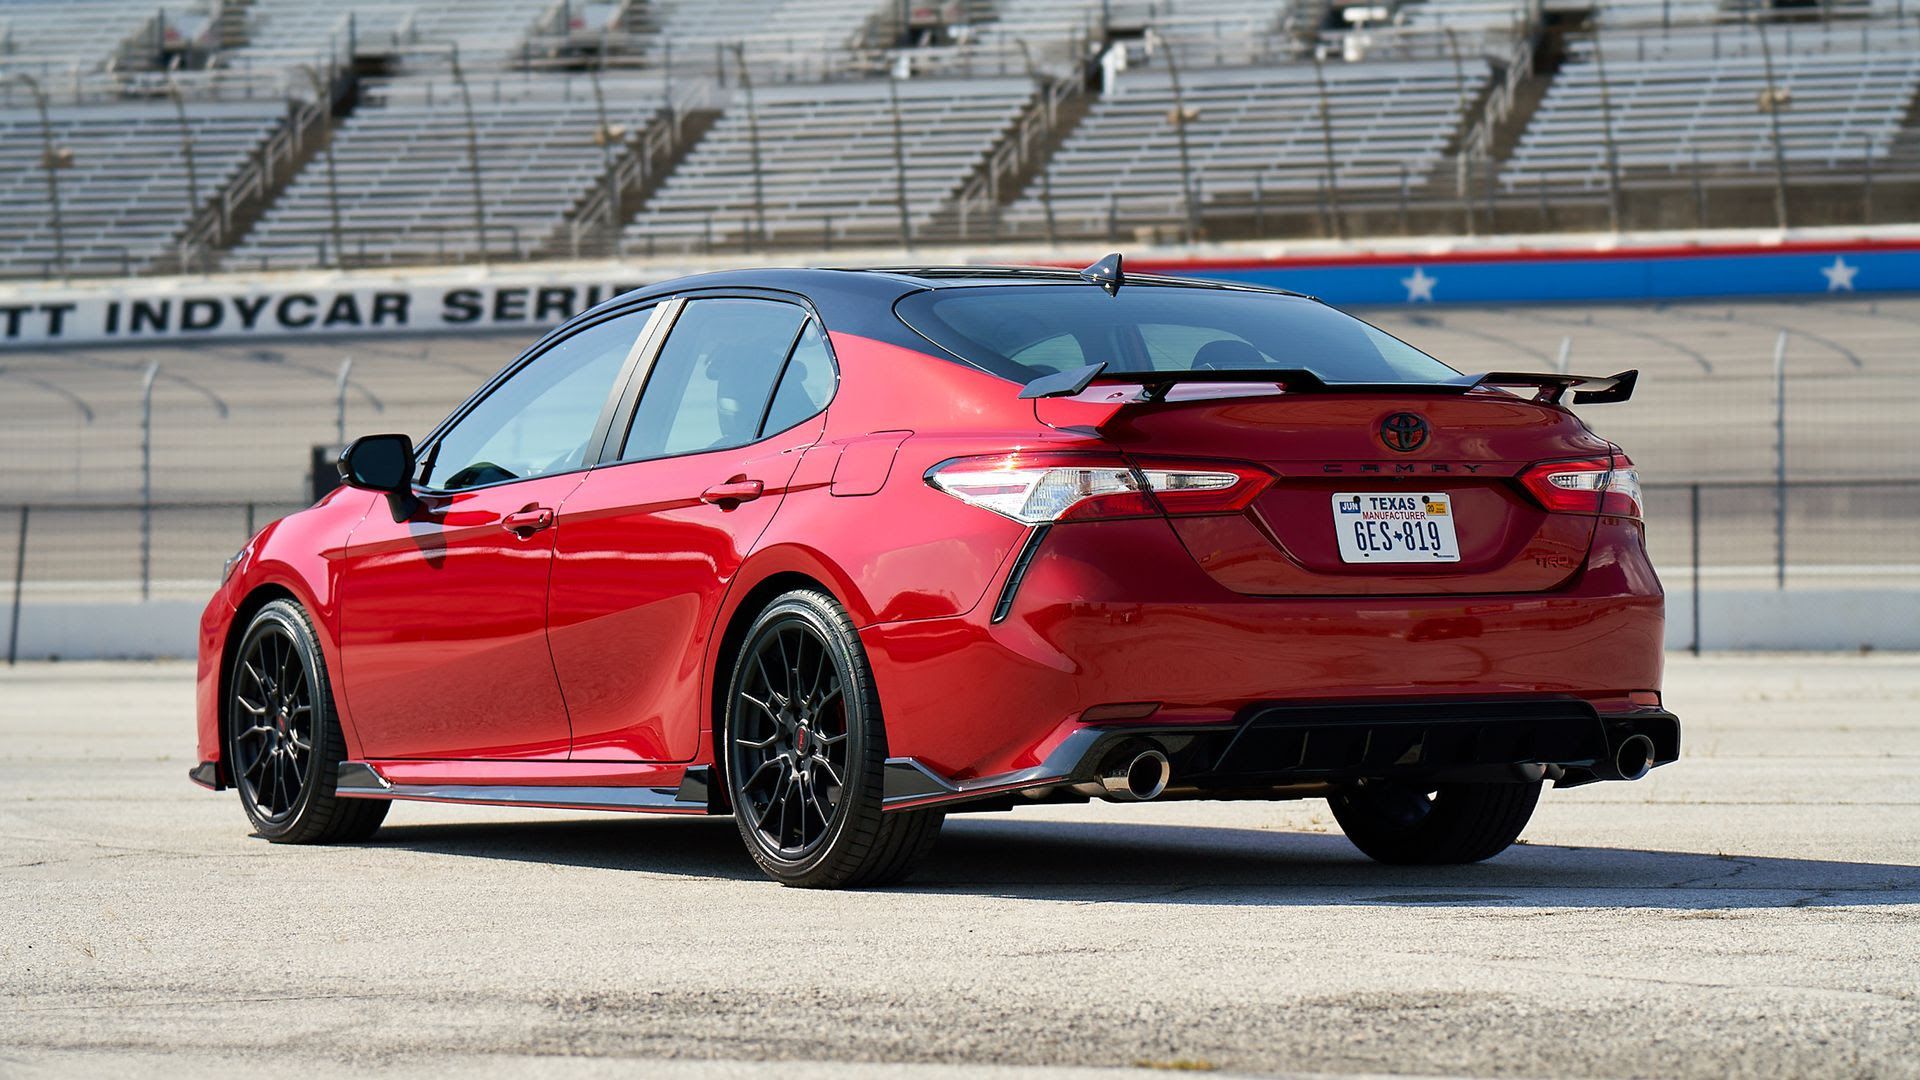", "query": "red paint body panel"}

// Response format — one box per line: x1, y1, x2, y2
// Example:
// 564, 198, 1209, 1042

336, 475, 585, 759
861, 514, 1662, 782
548, 415, 821, 762
196, 487, 377, 770
1043, 391, 1610, 595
